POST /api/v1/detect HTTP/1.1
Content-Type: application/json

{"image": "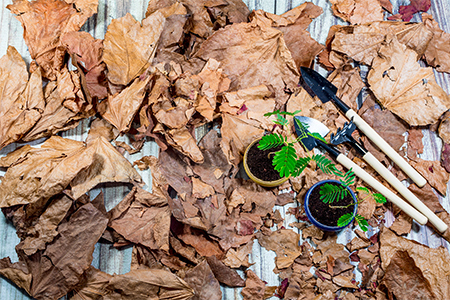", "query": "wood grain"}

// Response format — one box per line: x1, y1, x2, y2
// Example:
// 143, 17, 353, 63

0, 0, 449, 299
